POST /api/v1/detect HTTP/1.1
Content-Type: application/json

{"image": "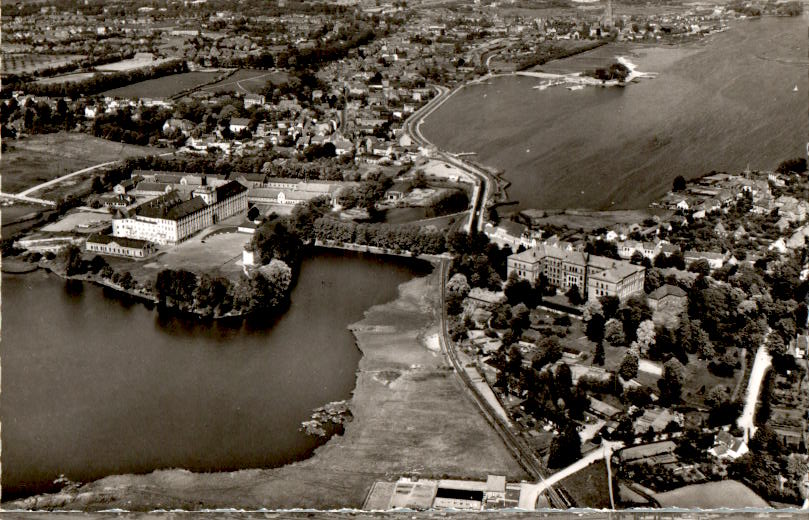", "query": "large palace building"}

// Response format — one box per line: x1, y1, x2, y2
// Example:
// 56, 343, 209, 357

507, 245, 645, 301
112, 181, 247, 245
